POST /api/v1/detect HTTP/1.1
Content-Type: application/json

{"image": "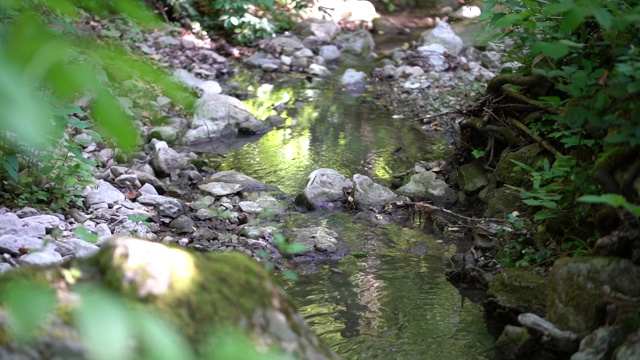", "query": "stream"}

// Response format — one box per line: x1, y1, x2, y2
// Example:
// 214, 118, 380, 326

203, 75, 496, 359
